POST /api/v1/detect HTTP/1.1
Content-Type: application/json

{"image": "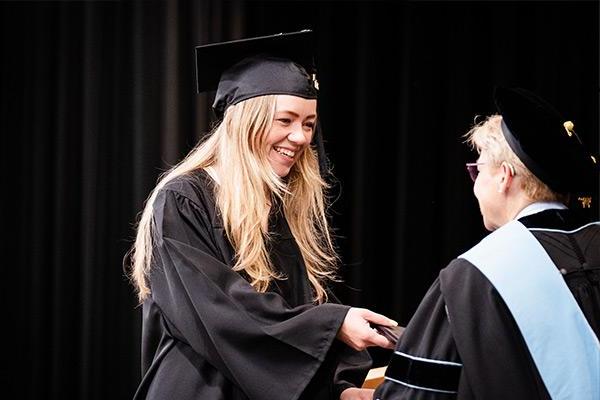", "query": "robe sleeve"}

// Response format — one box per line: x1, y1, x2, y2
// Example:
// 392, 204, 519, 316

332, 342, 372, 397
372, 278, 460, 400
149, 188, 350, 400
326, 291, 372, 397
440, 259, 551, 400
